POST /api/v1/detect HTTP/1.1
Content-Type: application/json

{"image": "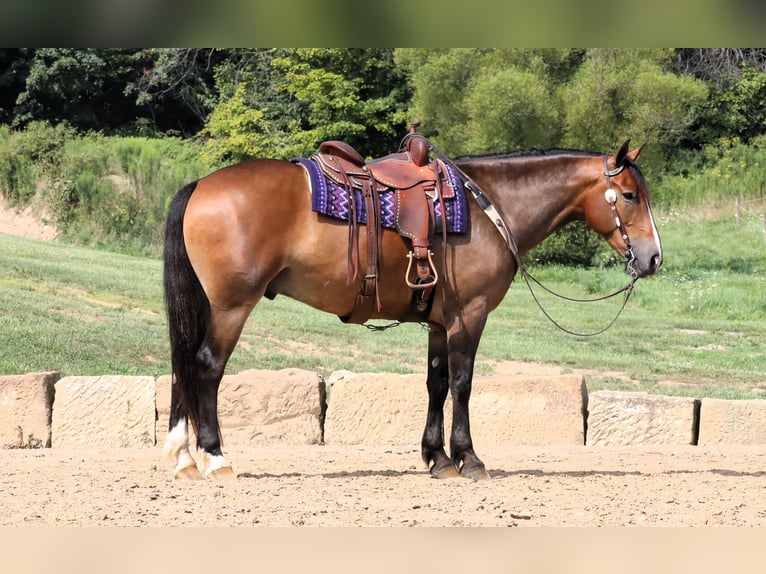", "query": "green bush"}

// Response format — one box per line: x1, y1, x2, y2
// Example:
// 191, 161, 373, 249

1, 123, 211, 256
54, 135, 210, 254
526, 221, 615, 268
0, 122, 75, 205
655, 135, 766, 208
